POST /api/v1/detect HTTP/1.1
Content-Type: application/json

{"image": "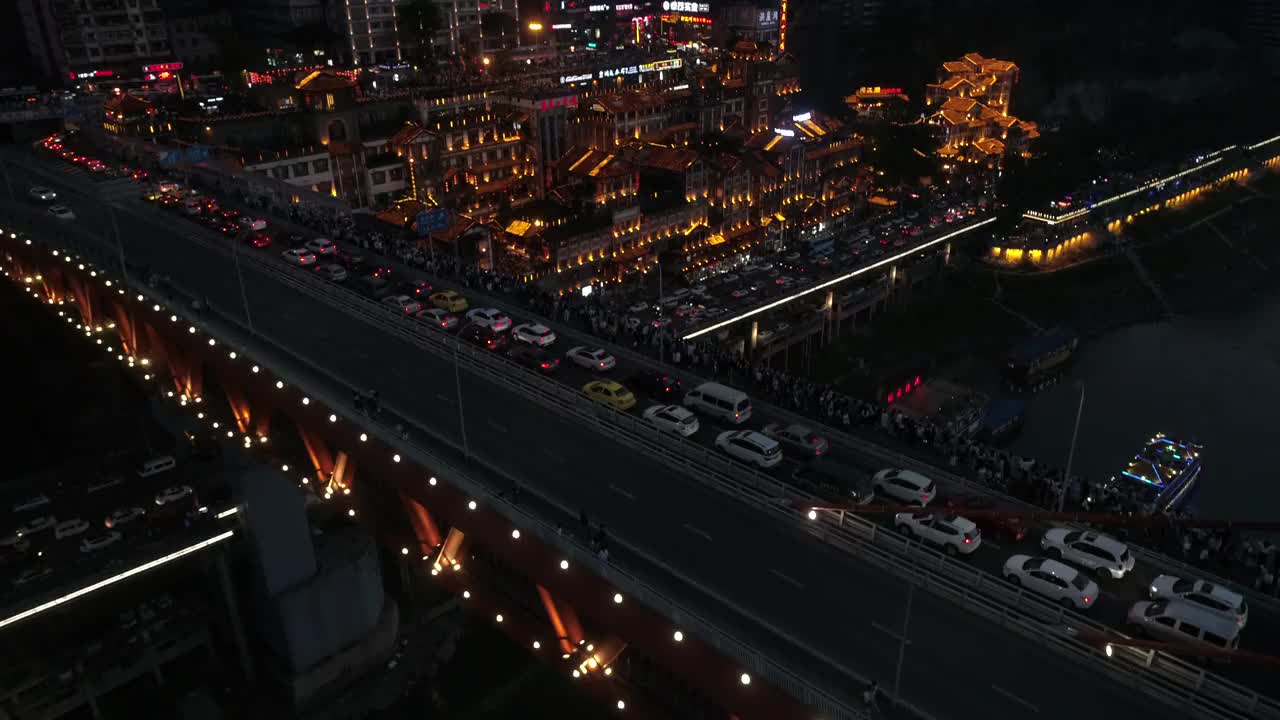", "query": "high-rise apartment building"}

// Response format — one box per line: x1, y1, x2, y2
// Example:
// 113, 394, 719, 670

339, 0, 403, 66
18, 0, 176, 82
